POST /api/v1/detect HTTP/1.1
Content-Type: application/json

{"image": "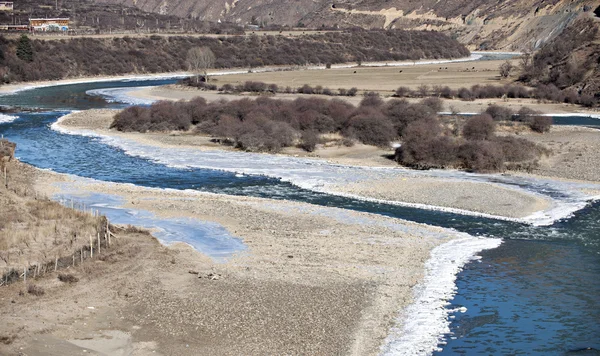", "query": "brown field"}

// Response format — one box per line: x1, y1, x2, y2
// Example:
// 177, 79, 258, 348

211, 58, 516, 93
